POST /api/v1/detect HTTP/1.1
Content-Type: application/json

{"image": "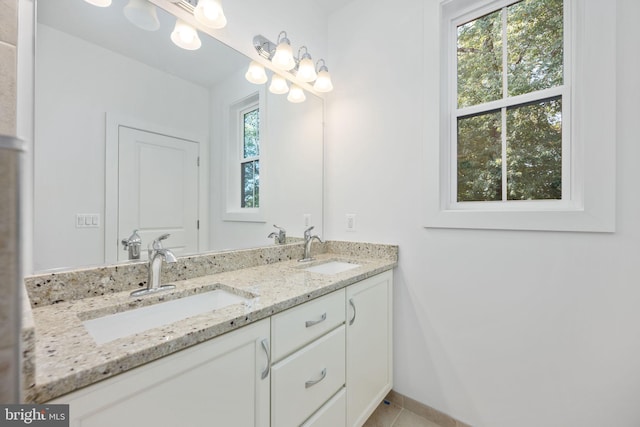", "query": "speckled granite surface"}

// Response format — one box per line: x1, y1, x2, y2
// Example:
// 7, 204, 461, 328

22, 241, 397, 403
